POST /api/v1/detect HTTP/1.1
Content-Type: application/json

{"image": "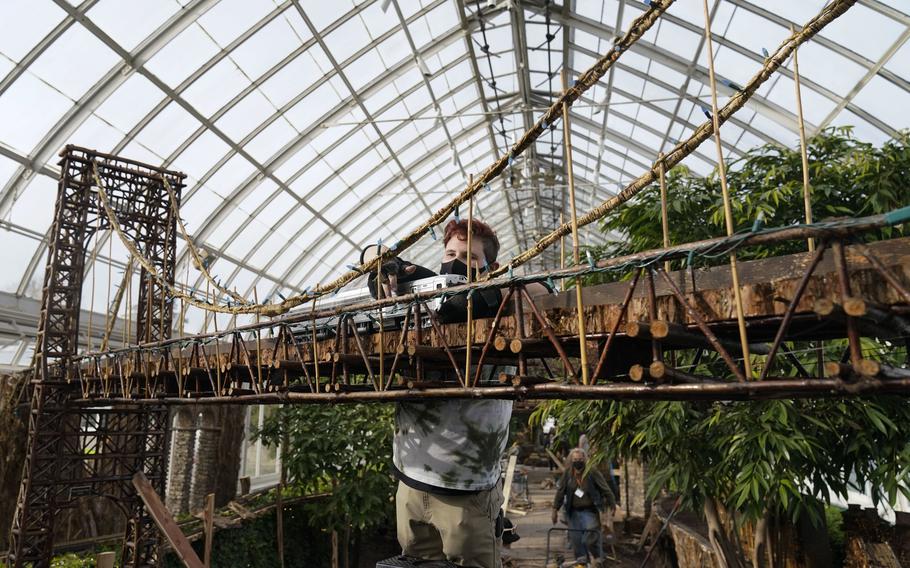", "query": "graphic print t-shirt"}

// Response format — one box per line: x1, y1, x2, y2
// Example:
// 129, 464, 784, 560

393, 399, 512, 491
